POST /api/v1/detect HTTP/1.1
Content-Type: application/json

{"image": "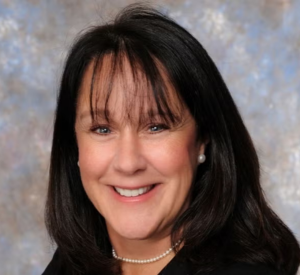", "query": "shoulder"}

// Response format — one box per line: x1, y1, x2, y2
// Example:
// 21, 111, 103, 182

41, 249, 65, 275
205, 262, 285, 275
161, 257, 284, 275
